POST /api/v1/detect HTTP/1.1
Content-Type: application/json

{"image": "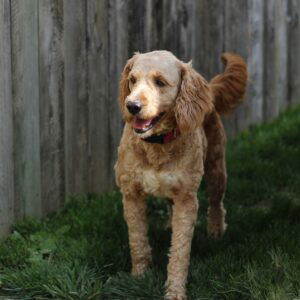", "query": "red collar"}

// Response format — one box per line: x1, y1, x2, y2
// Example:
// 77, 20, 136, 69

142, 128, 180, 144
